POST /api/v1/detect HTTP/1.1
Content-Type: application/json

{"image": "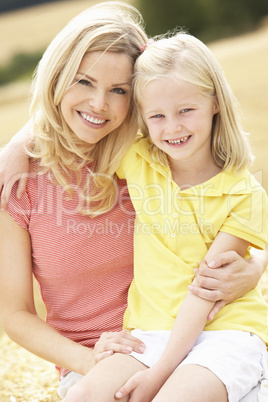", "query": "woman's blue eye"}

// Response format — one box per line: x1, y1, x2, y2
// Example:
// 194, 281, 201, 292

112, 88, 127, 95
77, 79, 91, 87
